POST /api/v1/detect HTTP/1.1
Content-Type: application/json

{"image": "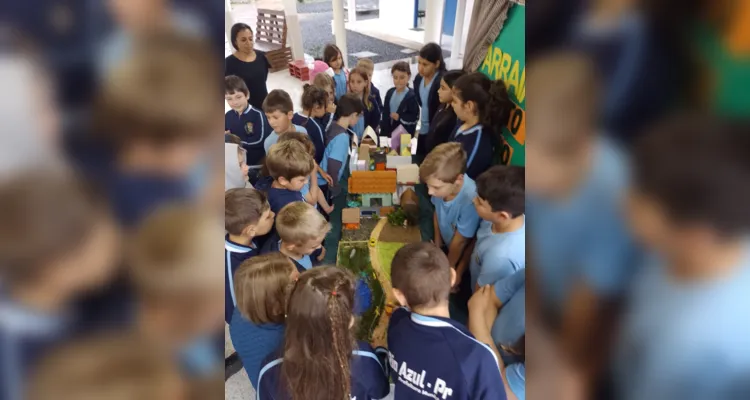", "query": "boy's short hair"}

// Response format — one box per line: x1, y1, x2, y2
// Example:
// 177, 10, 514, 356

391, 242, 451, 308
476, 165, 525, 217
28, 334, 177, 400
338, 93, 365, 118
312, 72, 334, 91
0, 170, 107, 286
356, 58, 374, 76
225, 75, 249, 97
419, 142, 467, 183
129, 205, 223, 297
266, 140, 315, 181
391, 61, 411, 76
225, 188, 270, 235
276, 202, 331, 245
234, 253, 296, 324
262, 89, 294, 114
225, 132, 242, 144
278, 131, 315, 157
94, 31, 219, 145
